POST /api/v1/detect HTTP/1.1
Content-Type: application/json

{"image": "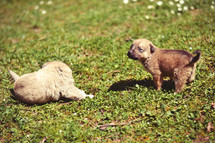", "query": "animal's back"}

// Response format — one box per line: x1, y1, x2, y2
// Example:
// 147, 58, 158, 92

158, 49, 193, 77
14, 70, 60, 104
